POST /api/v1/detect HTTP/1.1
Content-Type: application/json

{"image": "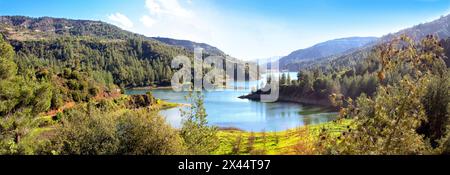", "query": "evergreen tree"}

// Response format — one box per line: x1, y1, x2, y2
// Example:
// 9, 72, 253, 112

180, 92, 218, 155
322, 35, 449, 155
